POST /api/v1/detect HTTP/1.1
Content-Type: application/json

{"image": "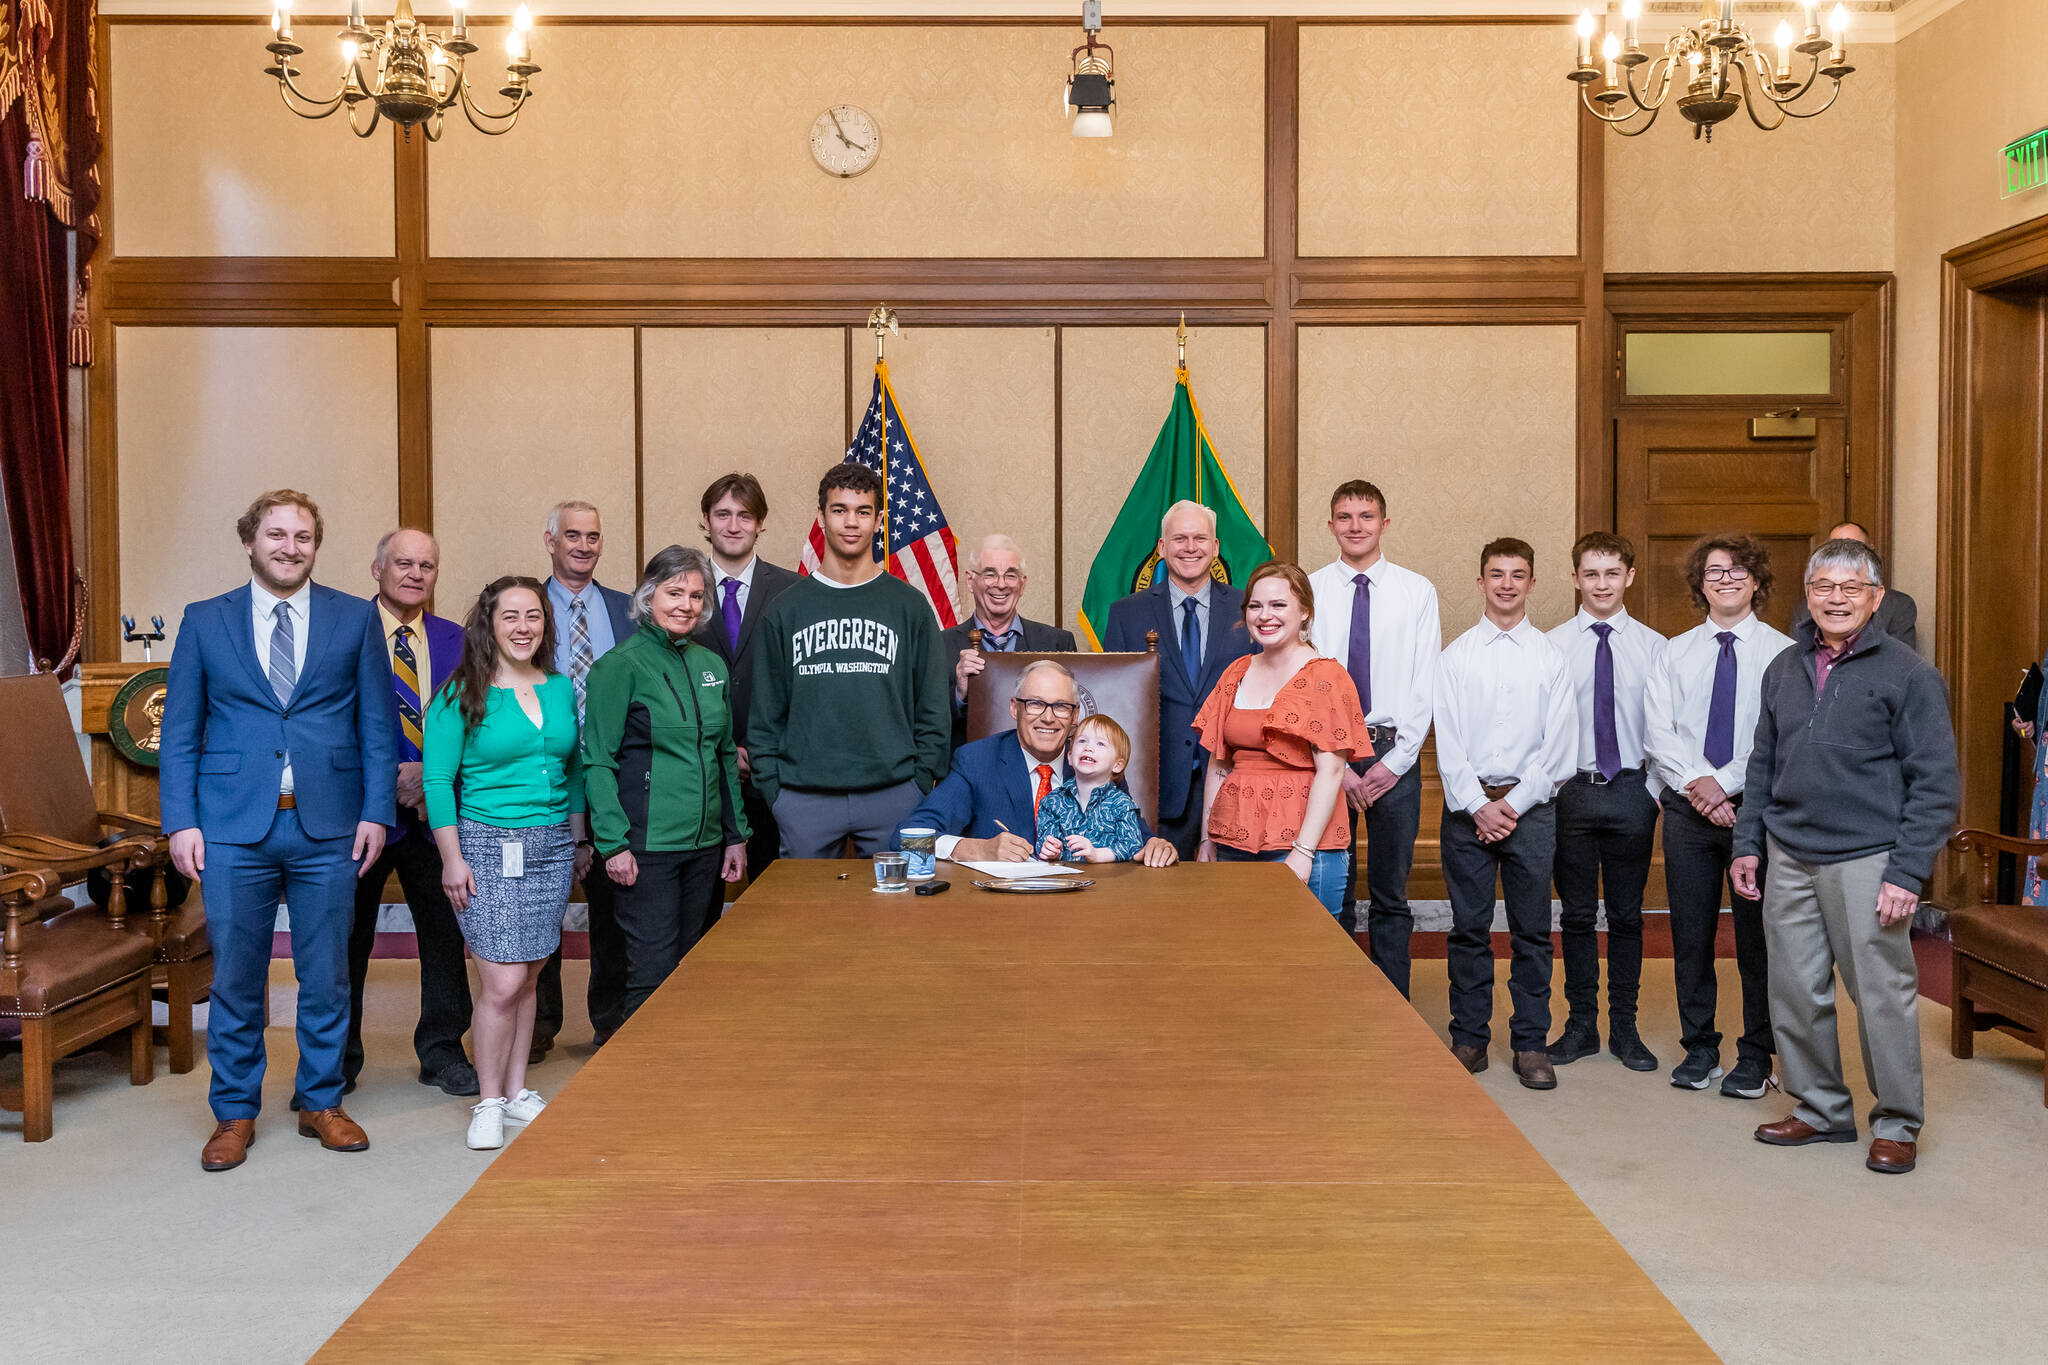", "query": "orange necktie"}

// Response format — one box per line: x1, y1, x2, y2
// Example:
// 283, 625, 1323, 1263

1034, 764, 1055, 822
